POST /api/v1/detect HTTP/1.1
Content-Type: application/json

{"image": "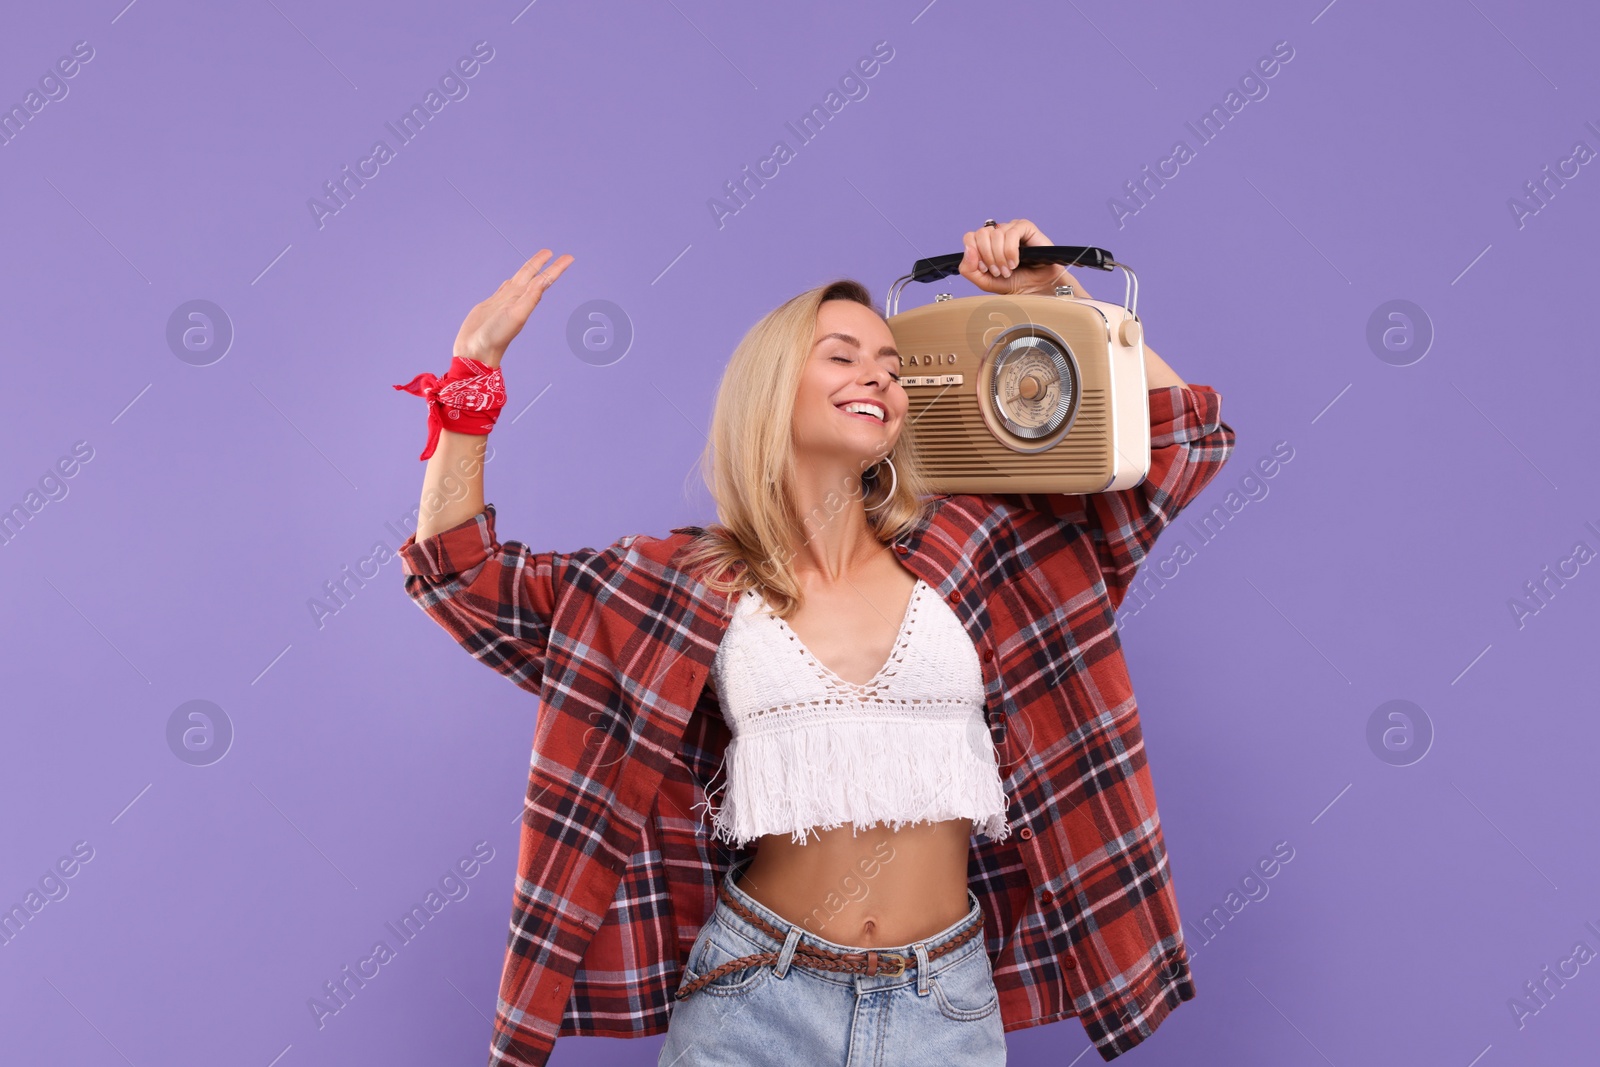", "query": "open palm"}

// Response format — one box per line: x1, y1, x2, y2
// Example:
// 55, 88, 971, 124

453, 249, 575, 365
